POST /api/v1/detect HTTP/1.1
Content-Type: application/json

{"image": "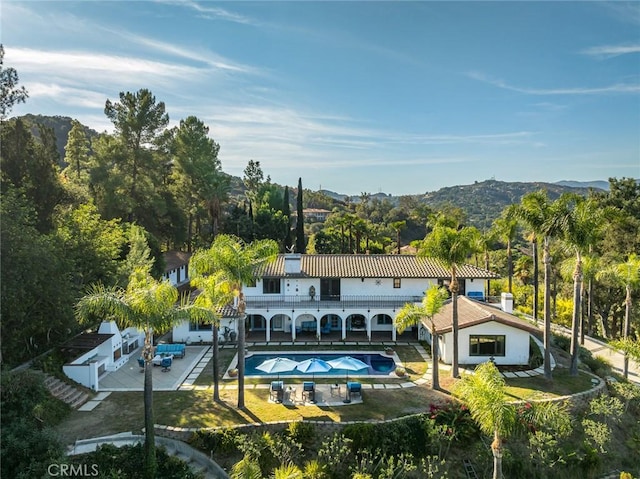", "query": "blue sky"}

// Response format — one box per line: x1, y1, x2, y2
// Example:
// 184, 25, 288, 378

3, 1, 639, 195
